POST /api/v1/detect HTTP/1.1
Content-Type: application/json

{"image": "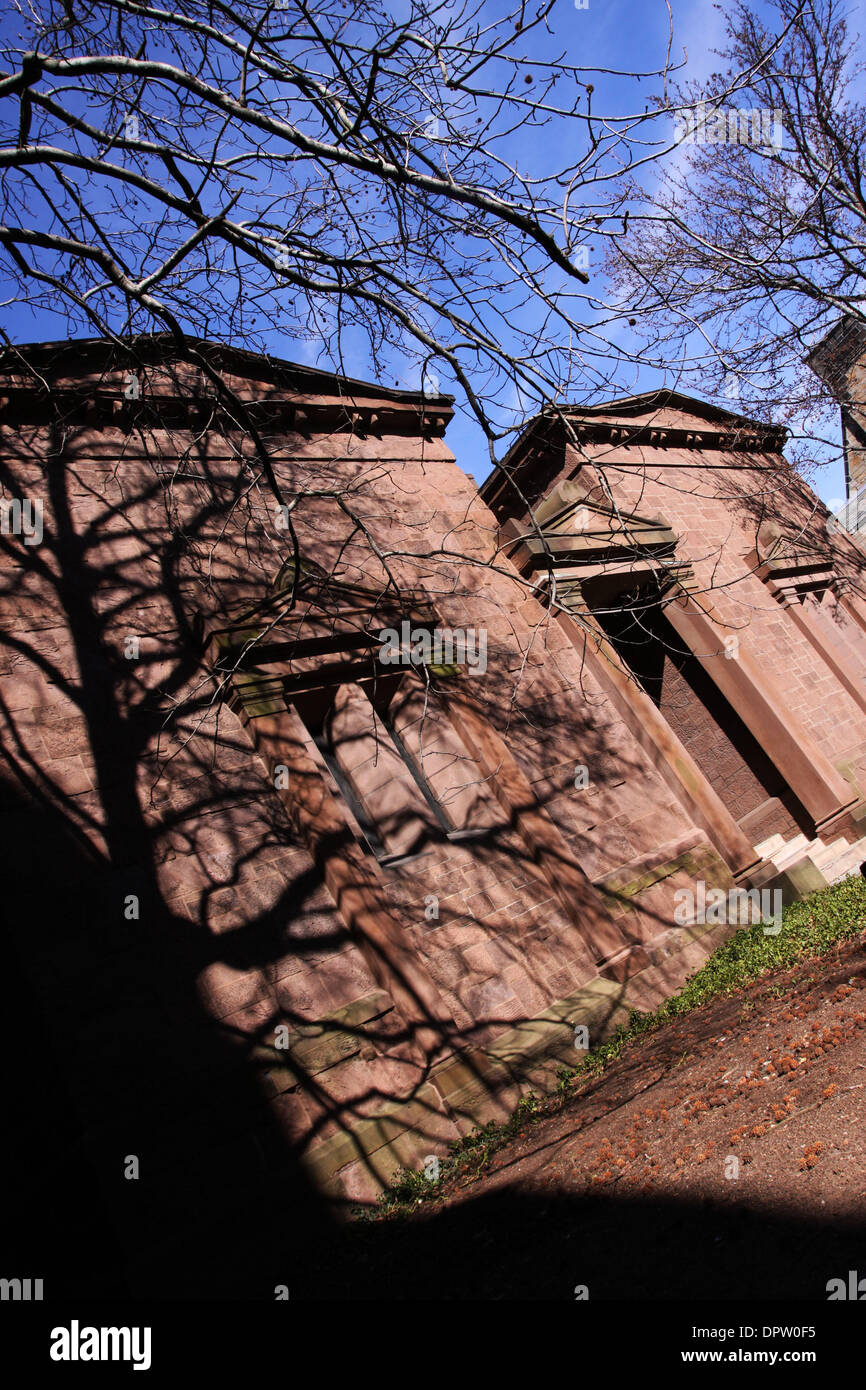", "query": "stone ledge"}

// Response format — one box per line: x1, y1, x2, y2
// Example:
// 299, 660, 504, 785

593, 831, 731, 904
300, 977, 637, 1193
